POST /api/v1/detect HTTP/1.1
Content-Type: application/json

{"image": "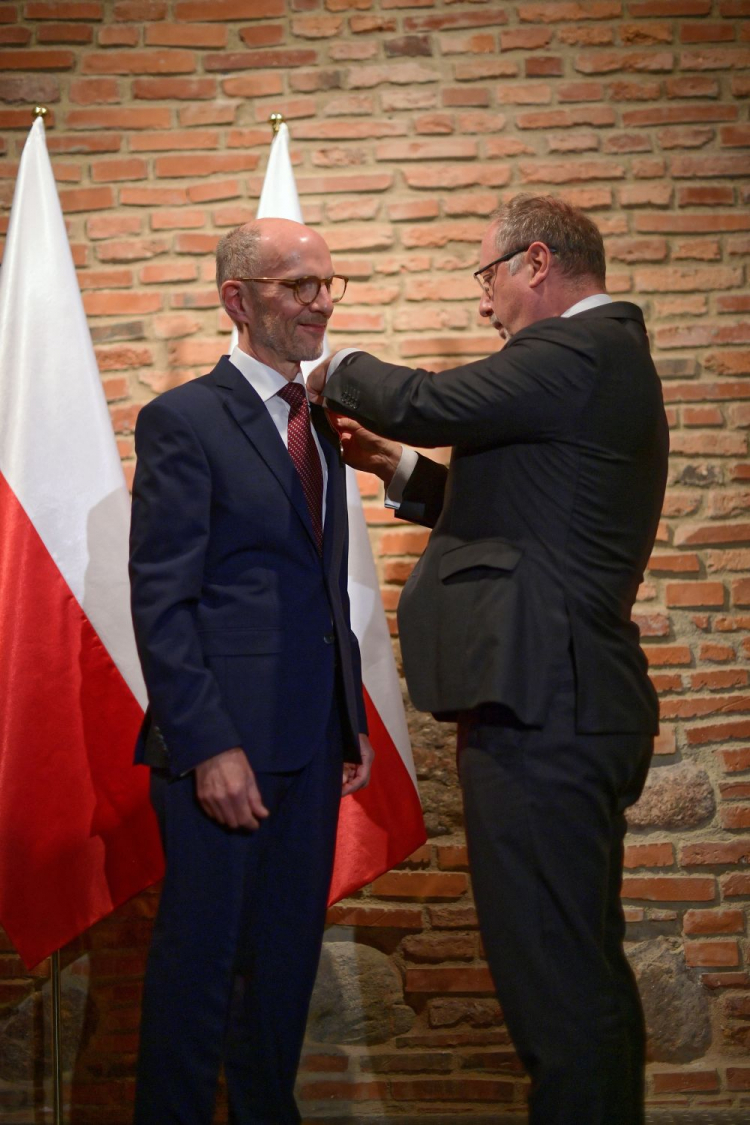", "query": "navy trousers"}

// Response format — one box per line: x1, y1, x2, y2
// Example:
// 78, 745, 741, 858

133, 705, 343, 1125
458, 672, 653, 1125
